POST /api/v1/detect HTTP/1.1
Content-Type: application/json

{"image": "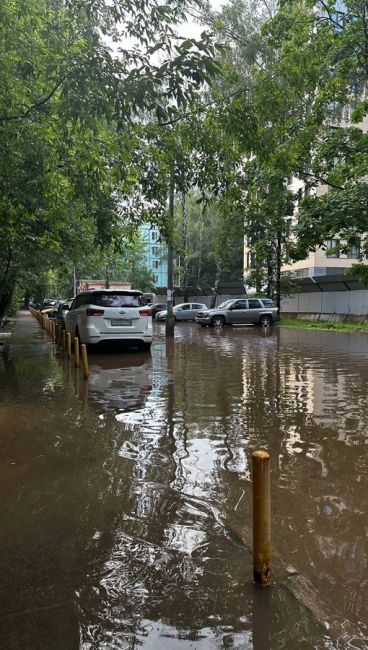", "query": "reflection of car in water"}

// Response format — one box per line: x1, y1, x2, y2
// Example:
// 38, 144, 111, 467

86, 351, 153, 413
